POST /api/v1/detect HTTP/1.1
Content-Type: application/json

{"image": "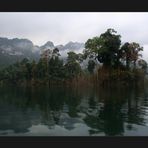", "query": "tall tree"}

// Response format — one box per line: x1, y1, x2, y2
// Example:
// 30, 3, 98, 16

138, 59, 147, 74
84, 28, 121, 68
65, 51, 82, 79
120, 42, 143, 69
87, 60, 96, 74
